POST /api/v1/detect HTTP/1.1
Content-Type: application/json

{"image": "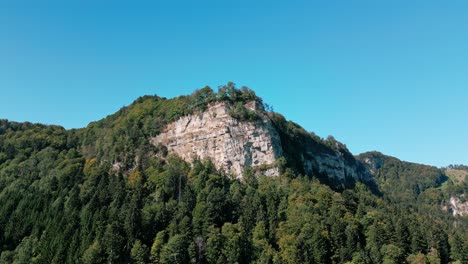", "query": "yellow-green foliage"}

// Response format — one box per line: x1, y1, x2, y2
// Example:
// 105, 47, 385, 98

83, 158, 97, 176
128, 170, 143, 186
